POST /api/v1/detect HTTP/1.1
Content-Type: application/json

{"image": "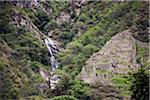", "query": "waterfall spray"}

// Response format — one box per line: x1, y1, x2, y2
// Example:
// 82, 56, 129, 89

44, 38, 58, 71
